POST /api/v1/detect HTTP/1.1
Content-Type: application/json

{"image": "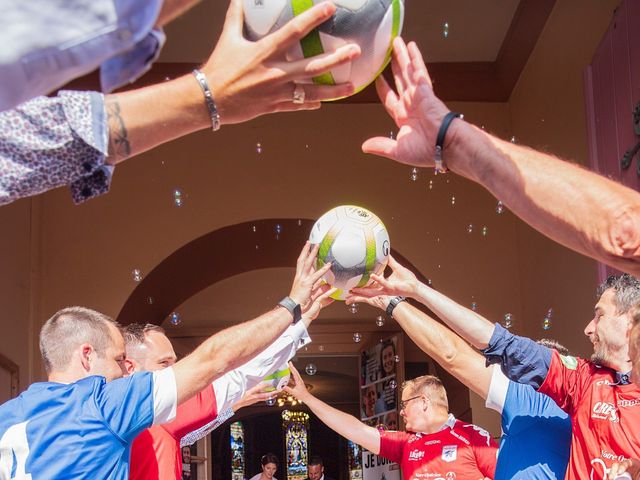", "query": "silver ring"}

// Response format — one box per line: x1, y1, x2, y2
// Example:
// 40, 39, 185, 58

292, 85, 305, 104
